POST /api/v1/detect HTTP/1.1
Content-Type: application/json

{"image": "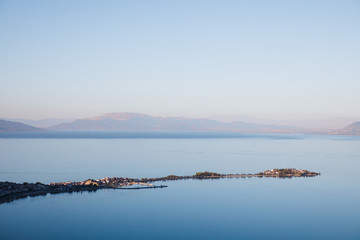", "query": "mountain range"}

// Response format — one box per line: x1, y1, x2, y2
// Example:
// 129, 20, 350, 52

0, 113, 359, 135
209, 115, 360, 130
49, 113, 299, 133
